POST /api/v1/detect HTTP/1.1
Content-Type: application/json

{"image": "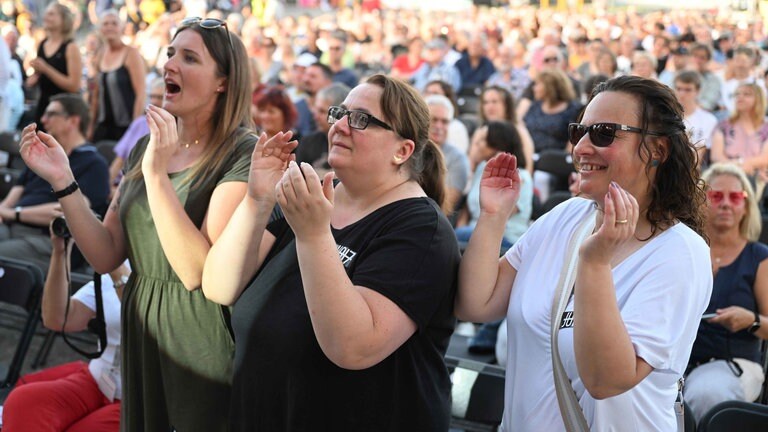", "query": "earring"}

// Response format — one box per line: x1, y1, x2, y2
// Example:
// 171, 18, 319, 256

651, 159, 660, 167
393, 156, 403, 163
